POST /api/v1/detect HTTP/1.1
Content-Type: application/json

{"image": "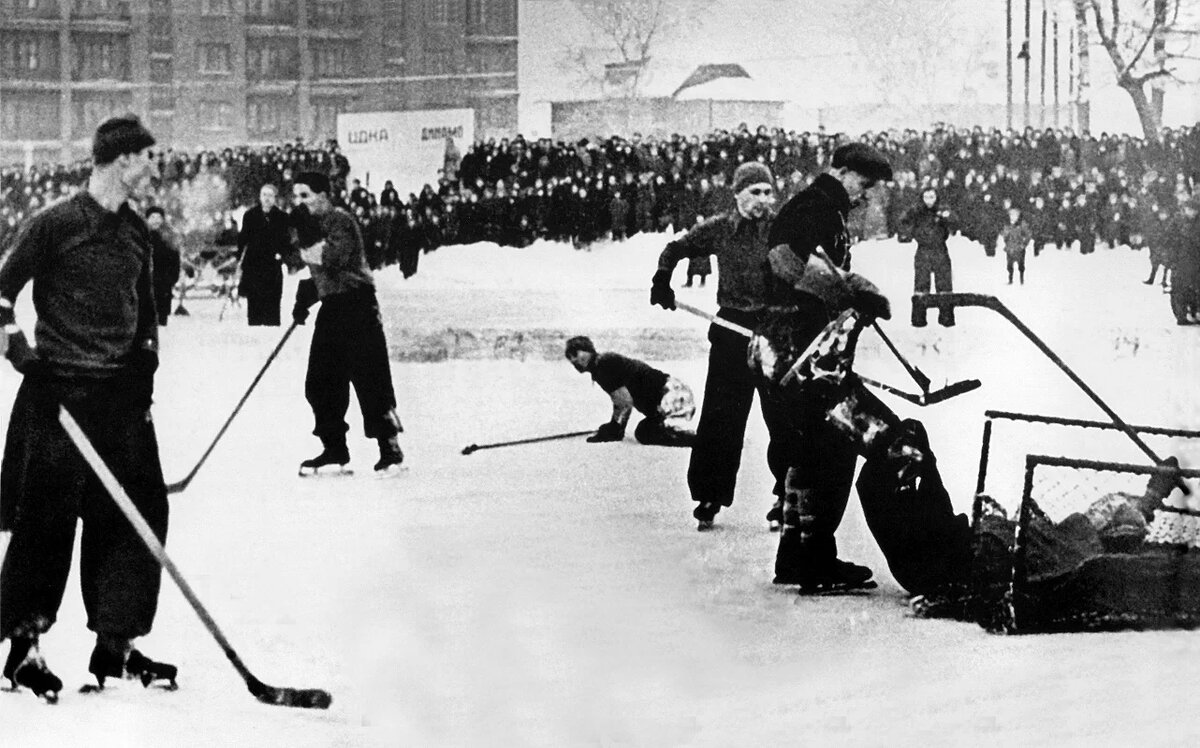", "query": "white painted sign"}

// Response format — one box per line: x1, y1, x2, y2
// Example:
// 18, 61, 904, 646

336, 108, 475, 196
